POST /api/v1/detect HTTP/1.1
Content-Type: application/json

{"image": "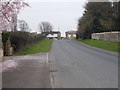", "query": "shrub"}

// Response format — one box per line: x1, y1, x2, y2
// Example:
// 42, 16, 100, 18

10, 31, 45, 52
2, 31, 11, 44
2, 31, 12, 55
